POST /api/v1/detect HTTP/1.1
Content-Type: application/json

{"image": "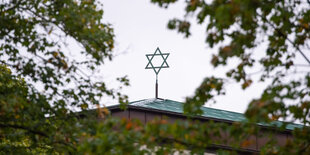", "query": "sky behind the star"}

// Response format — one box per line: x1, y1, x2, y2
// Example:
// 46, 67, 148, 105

99, 0, 309, 113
